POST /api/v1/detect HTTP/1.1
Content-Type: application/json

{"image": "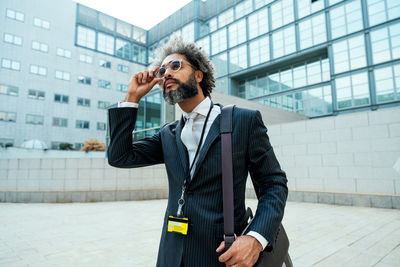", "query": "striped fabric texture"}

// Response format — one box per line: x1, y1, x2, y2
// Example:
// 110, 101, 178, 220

108, 105, 288, 267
